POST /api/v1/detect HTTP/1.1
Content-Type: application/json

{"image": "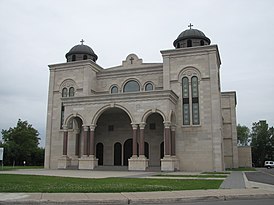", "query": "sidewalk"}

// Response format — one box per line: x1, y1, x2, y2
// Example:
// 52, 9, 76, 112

0, 169, 274, 204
